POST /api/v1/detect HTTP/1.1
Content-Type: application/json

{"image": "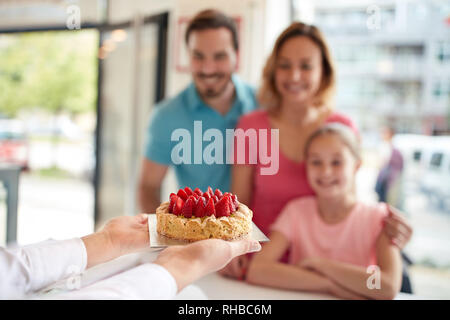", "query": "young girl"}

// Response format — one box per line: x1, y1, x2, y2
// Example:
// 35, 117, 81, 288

246, 123, 402, 300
